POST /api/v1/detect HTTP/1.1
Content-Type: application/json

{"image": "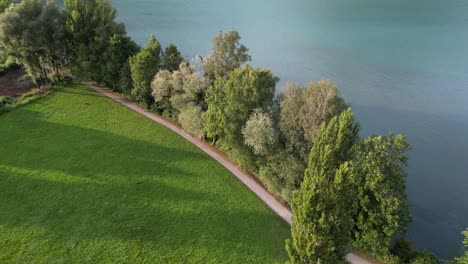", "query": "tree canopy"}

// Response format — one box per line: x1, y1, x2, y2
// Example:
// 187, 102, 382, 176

204, 65, 277, 145
203, 30, 251, 79
63, 0, 125, 80
242, 110, 278, 156
0, 0, 65, 83
286, 108, 360, 263
152, 61, 209, 137
352, 133, 412, 257
102, 34, 139, 90
162, 44, 184, 72
279, 80, 347, 162
129, 35, 161, 107
0, 0, 10, 13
